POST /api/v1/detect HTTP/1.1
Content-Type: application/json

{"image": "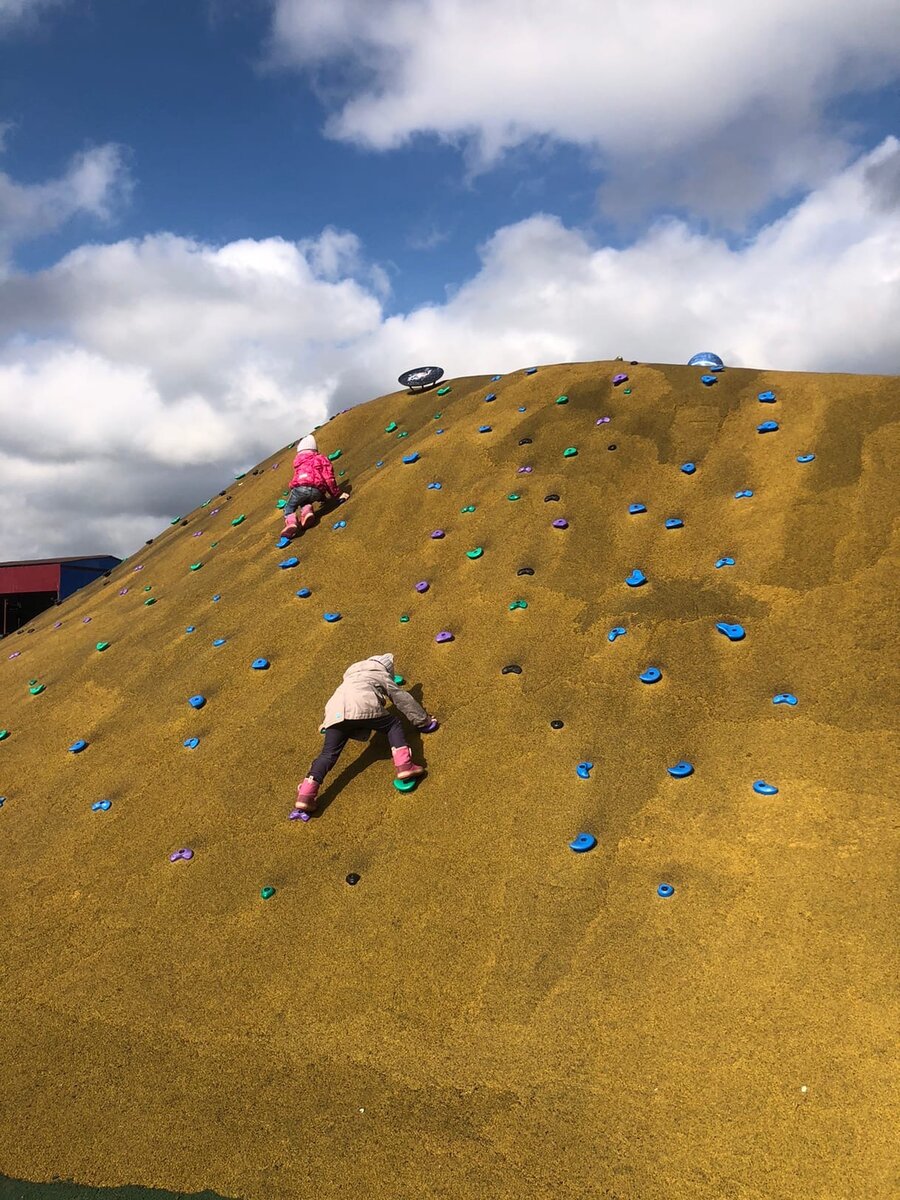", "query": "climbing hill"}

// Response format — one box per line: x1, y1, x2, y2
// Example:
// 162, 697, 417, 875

1, 360, 897, 1200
